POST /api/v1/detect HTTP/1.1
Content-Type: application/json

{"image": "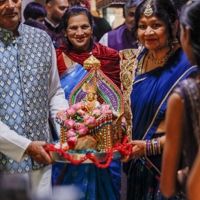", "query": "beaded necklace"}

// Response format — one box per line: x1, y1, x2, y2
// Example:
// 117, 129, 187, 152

136, 46, 175, 75
148, 46, 174, 64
